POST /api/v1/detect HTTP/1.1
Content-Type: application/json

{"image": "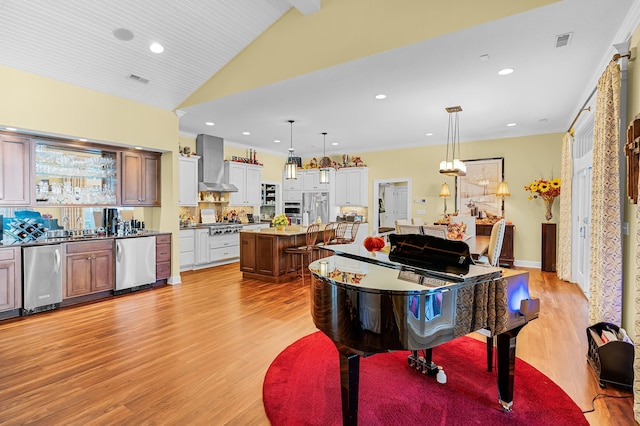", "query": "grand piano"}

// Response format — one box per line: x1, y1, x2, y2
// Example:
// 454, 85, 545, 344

310, 234, 540, 426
